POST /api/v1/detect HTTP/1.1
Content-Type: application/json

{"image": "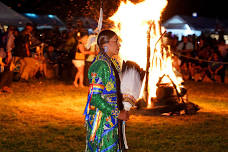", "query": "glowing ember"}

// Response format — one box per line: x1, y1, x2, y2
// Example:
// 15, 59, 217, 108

109, 0, 183, 107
